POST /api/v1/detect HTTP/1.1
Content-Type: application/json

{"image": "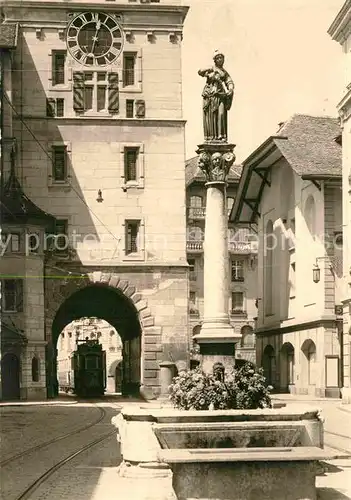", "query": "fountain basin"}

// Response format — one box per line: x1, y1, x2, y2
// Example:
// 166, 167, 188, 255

112, 405, 332, 500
